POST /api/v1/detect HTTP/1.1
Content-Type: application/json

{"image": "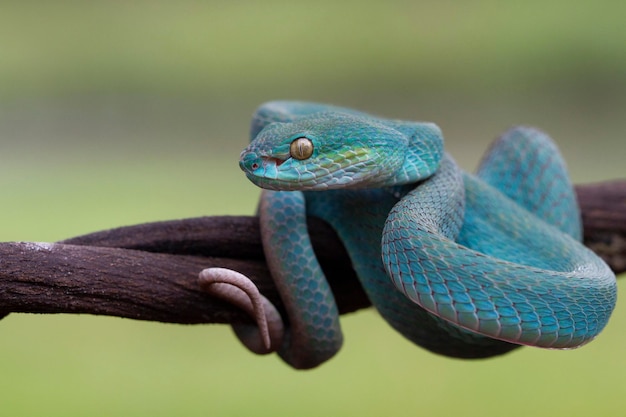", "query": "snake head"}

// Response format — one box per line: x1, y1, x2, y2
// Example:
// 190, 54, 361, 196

239, 112, 409, 191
